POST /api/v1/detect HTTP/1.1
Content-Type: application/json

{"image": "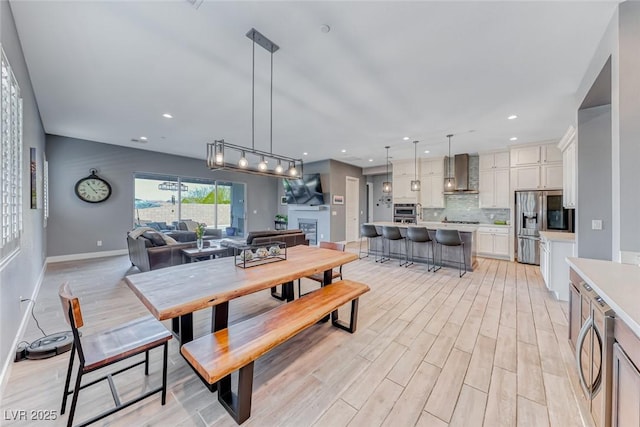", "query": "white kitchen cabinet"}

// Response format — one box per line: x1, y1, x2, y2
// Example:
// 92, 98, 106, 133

419, 174, 444, 208
510, 145, 541, 167
558, 126, 577, 208
479, 151, 510, 170
539, 232, 575, 301
542, 143, 563, 163
542, 163, 563, 189
511, 166, 540, 190
420, 157, 444, 176
479, 166, 510, 208
477, 227, 510, 259
392, 174, 418, 203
